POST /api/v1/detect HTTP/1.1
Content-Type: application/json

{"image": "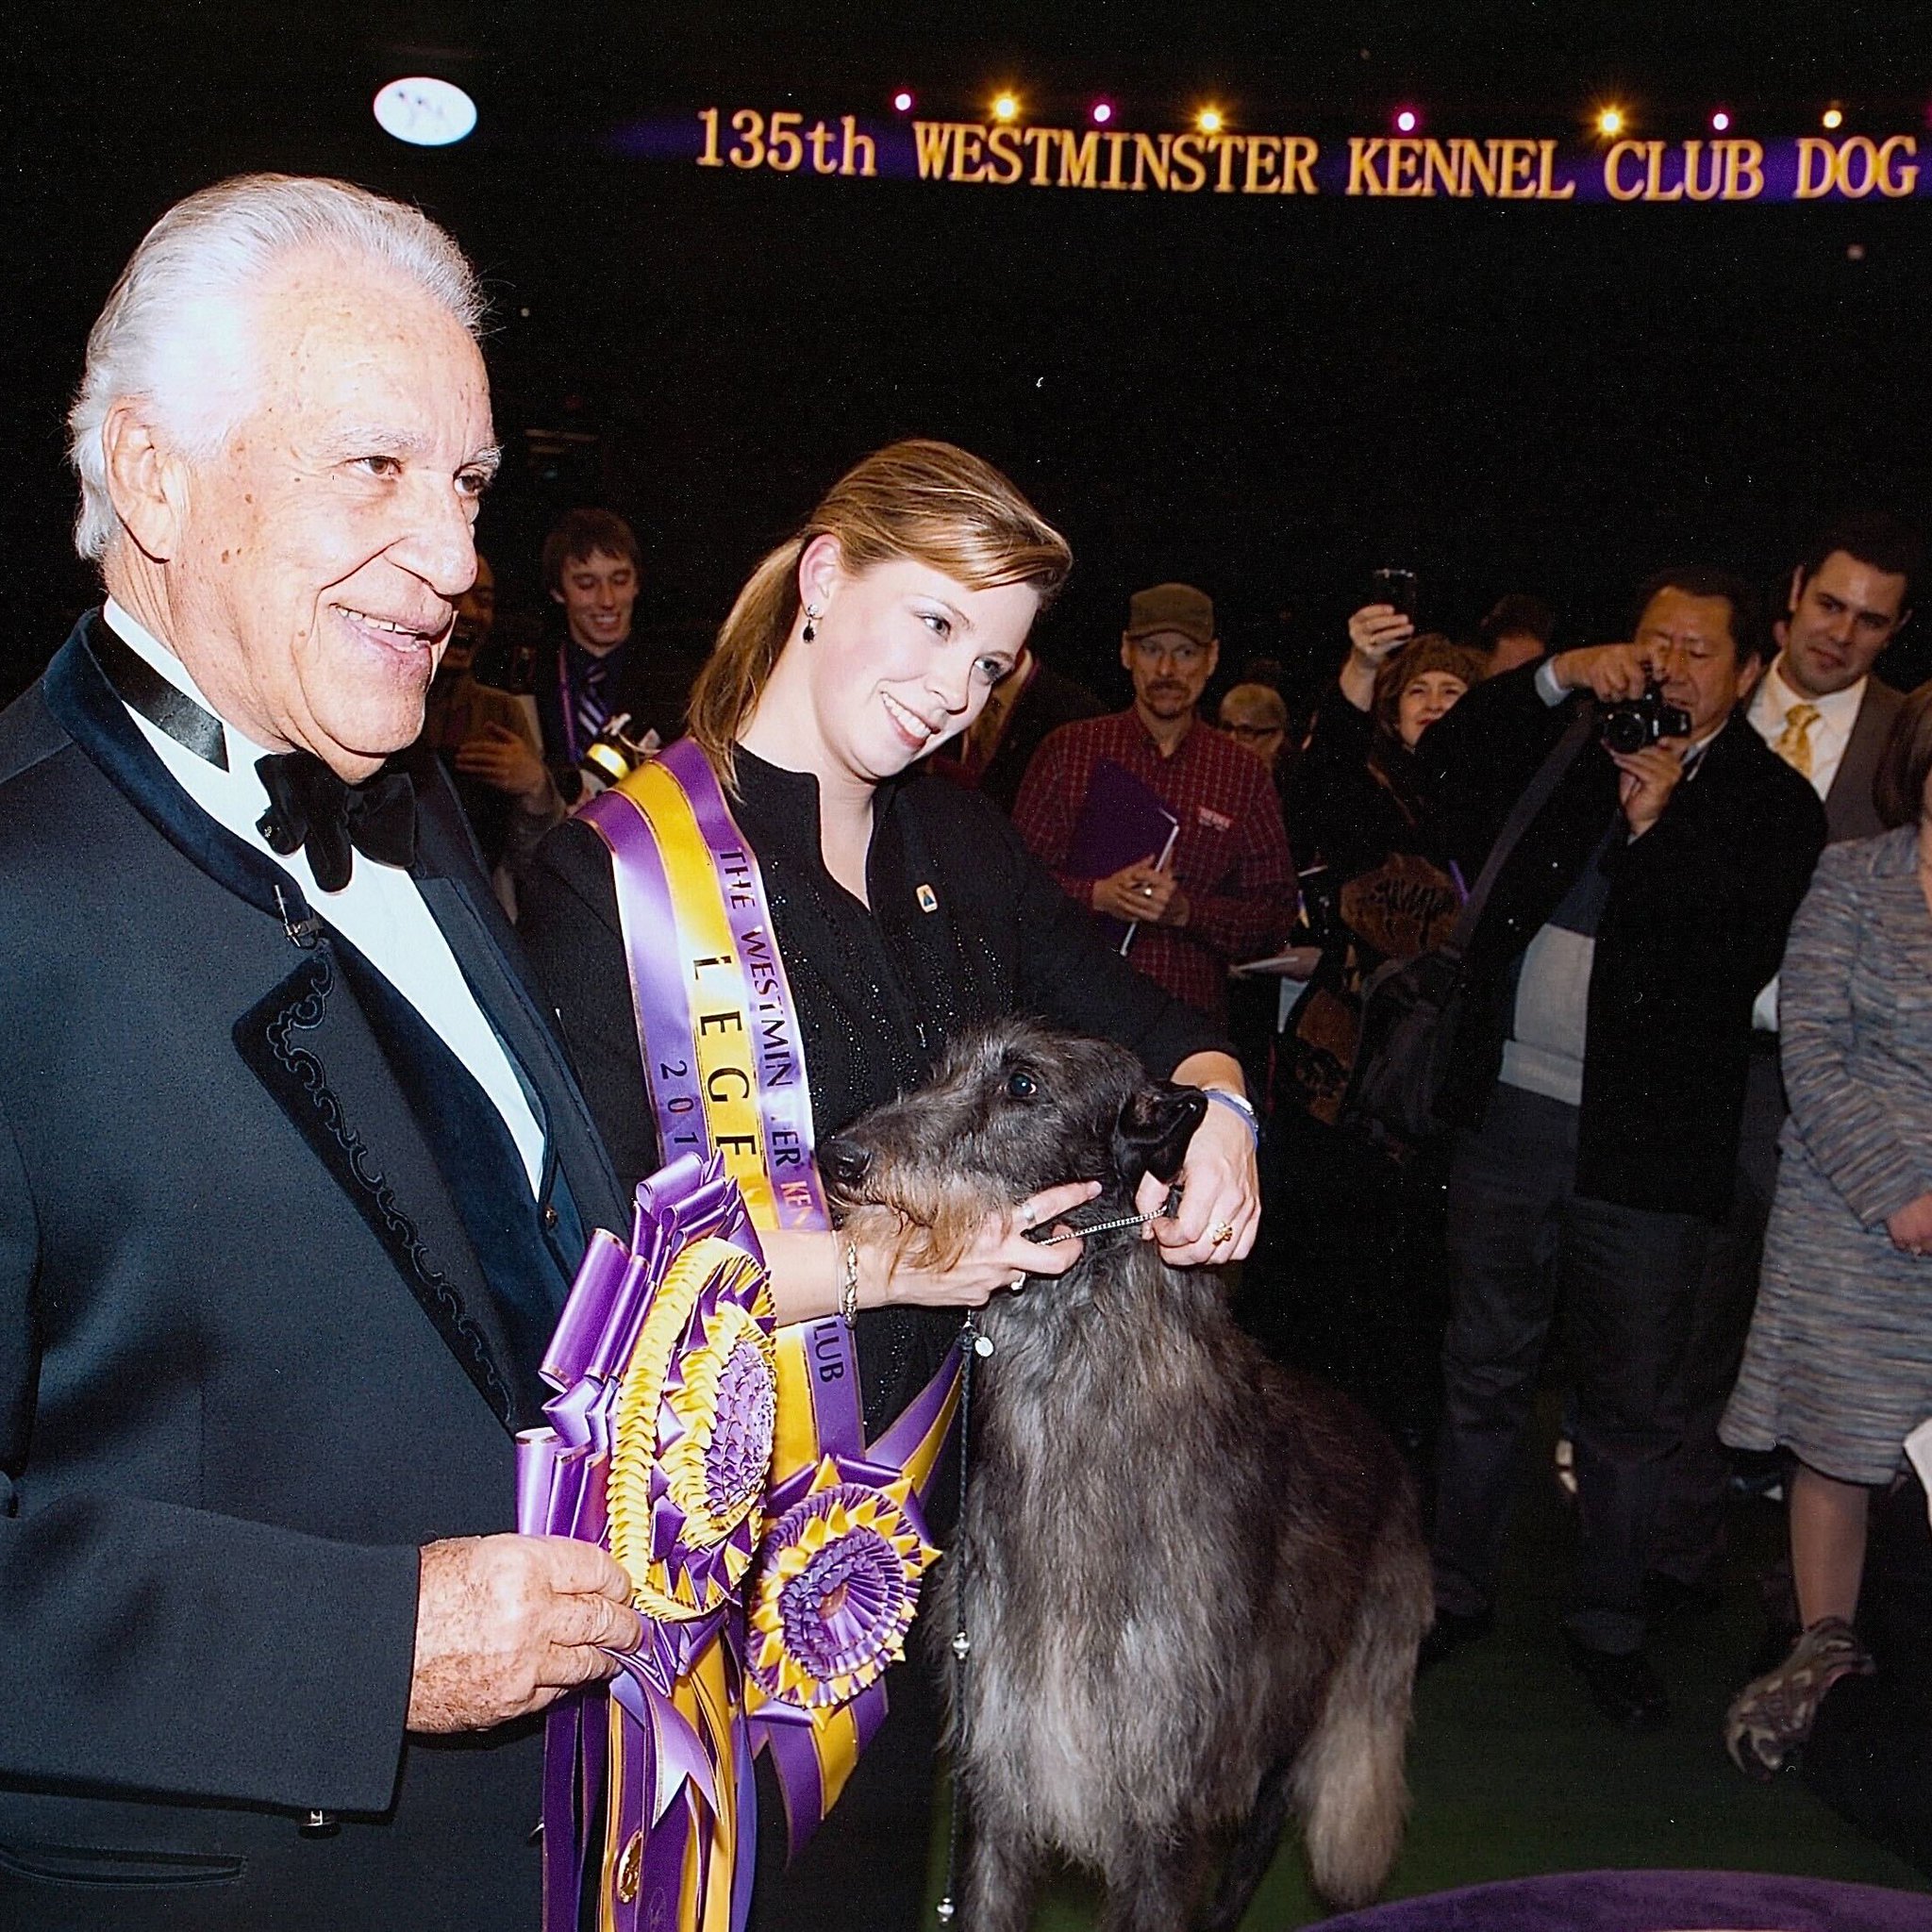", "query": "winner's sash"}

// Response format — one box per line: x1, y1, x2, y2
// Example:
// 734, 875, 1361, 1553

575, 738, 960, 1899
